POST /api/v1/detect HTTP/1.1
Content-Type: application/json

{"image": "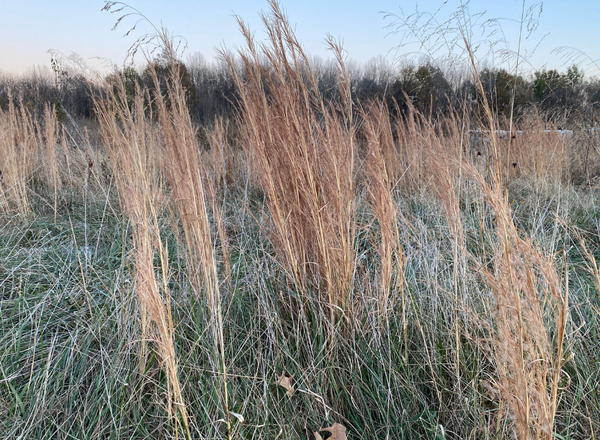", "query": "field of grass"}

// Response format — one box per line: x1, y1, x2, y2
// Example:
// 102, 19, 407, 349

2, 3, 600, 439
